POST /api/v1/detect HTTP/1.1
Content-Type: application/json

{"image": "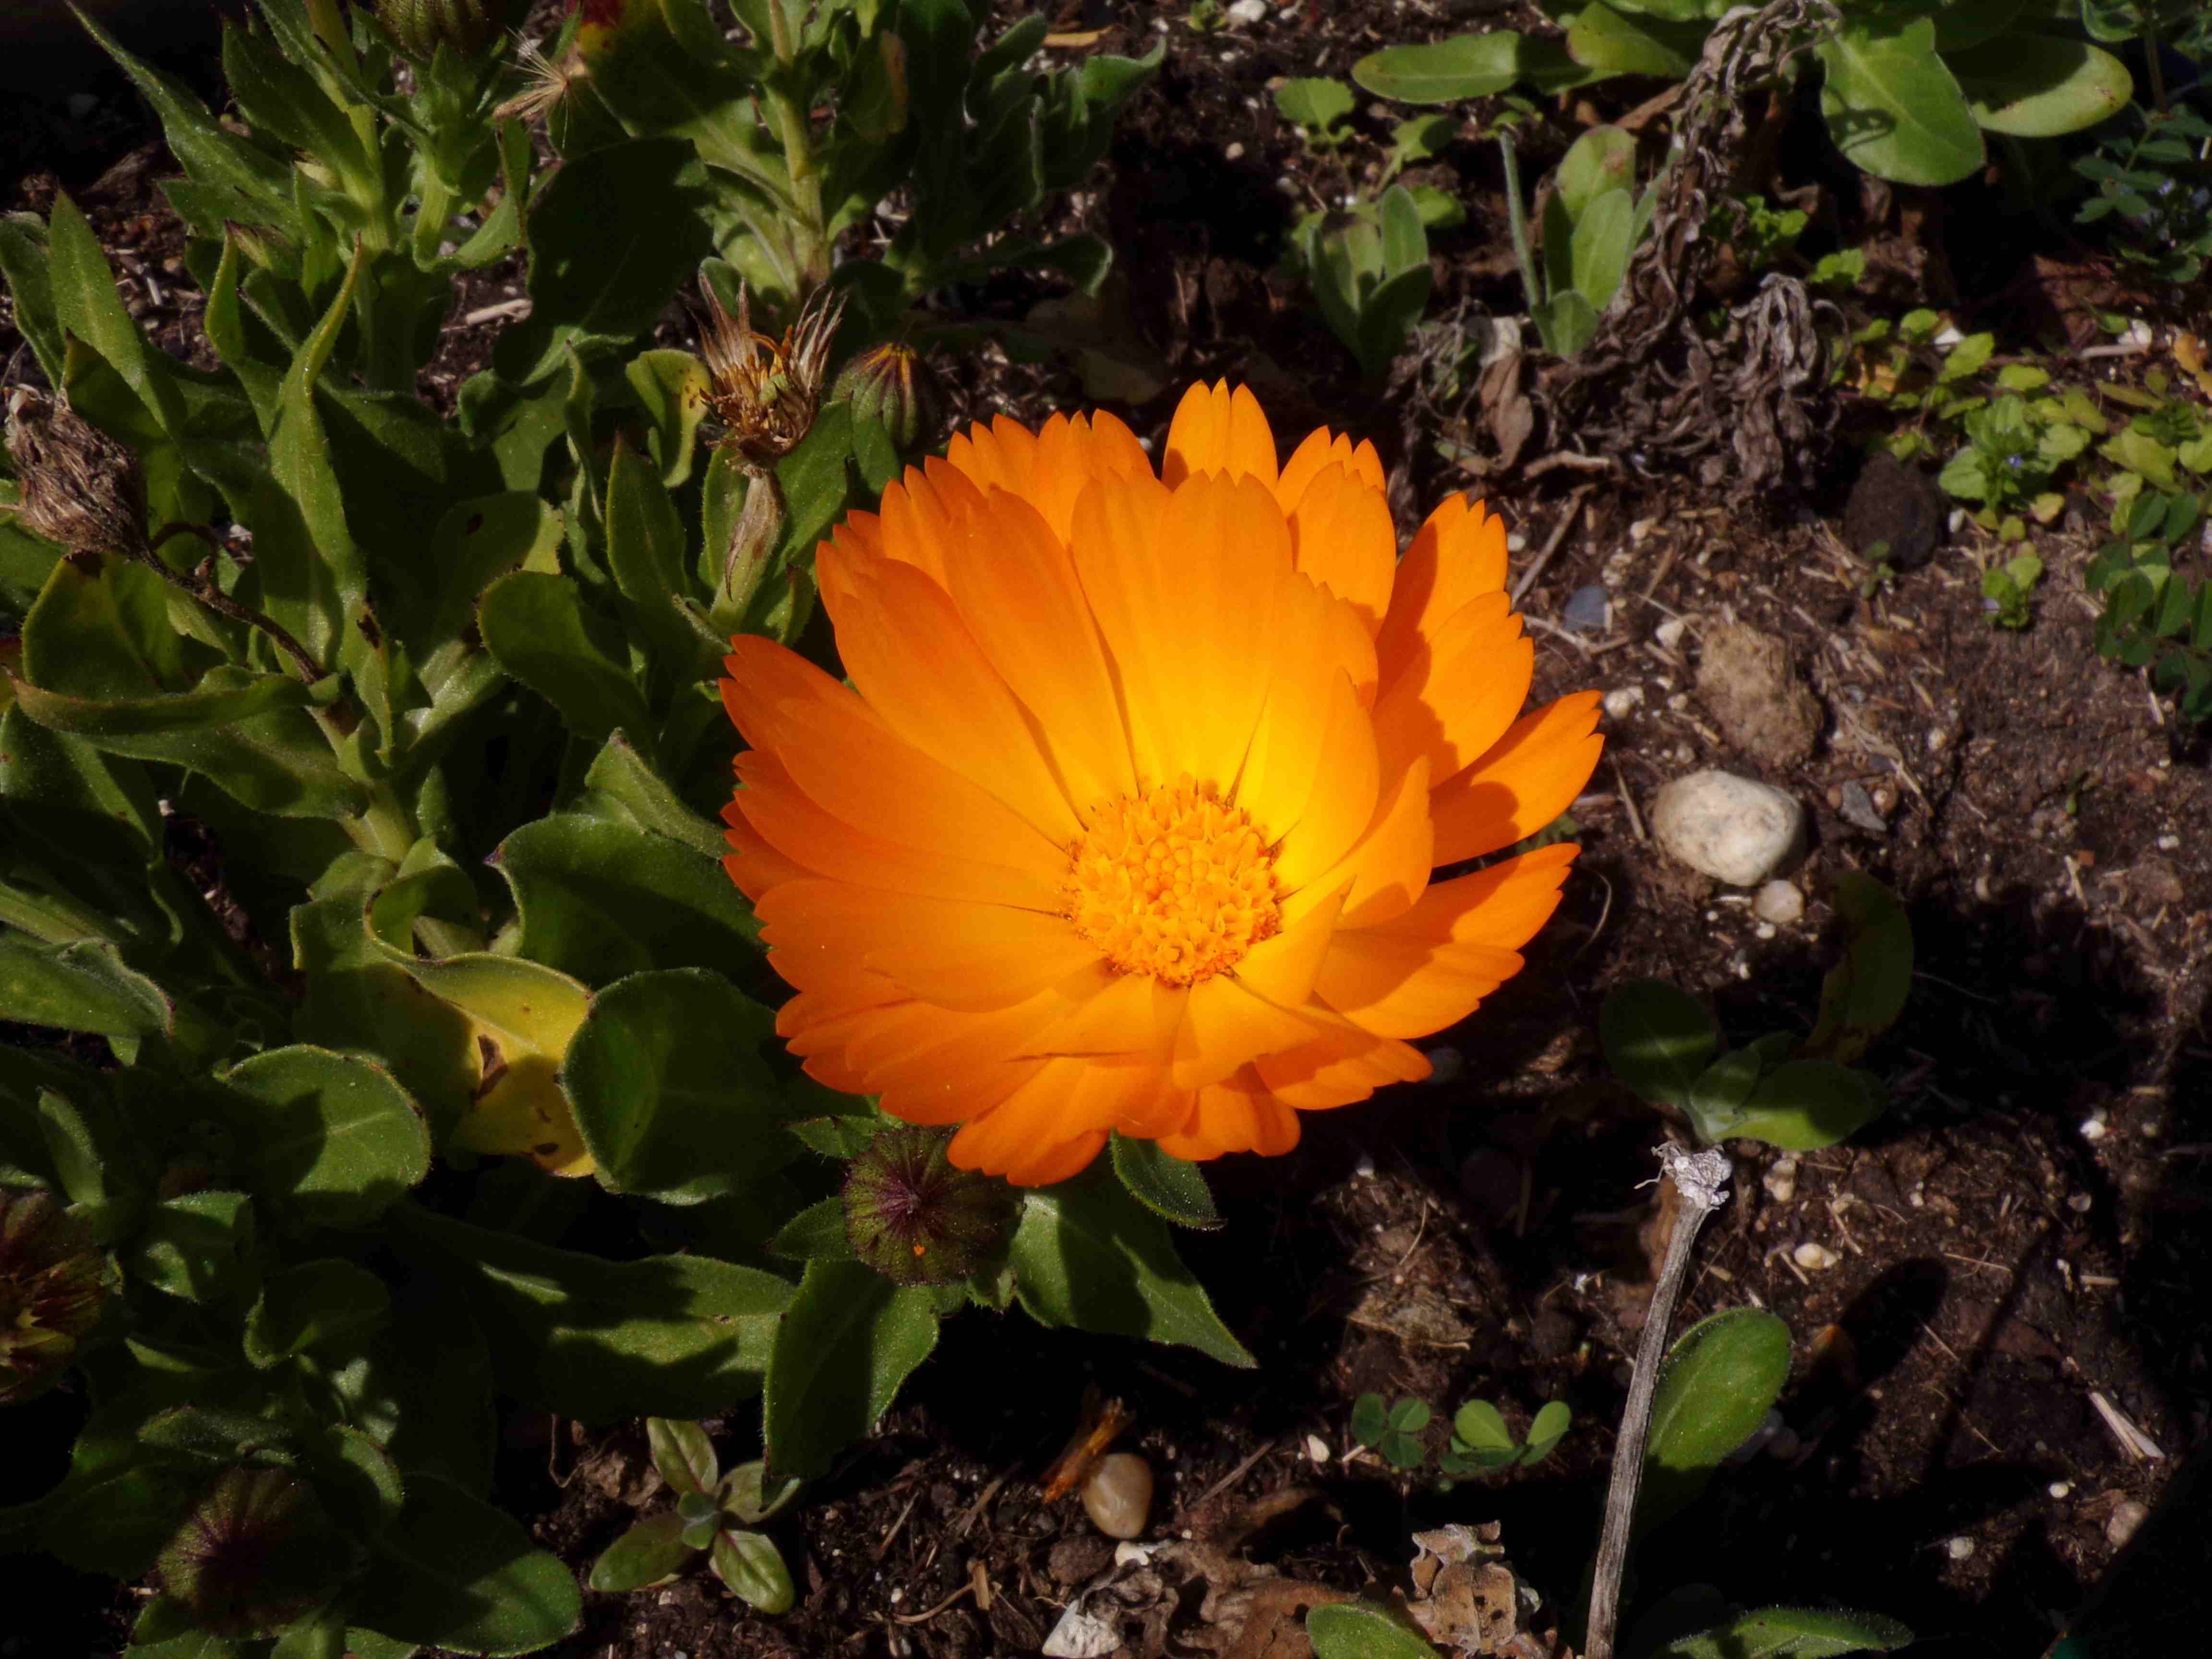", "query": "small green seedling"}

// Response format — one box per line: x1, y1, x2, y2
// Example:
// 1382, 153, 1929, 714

587, 1419, 800, 1615
1351, 1393, 1433, 1470
2087, 485, 2212, 723
1982, 550, 2043, 629
1275, 77, 1357, 148
1295, 185, 1434, 378
1186, 0, 1227, 32
1351, 1393, 1570, 1480
1503, 125, 1657, 358
1602, 874, 1911, 1151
